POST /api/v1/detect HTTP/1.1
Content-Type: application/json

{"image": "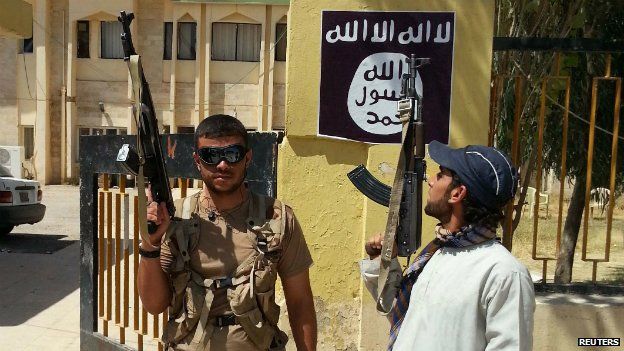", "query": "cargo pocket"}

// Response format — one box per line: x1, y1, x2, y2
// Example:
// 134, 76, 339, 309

165, 281, 208, 346
229, 283, 276, 350
255, 288, 280, 326
163, 272, 190, 344
183, 281, 205, 326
